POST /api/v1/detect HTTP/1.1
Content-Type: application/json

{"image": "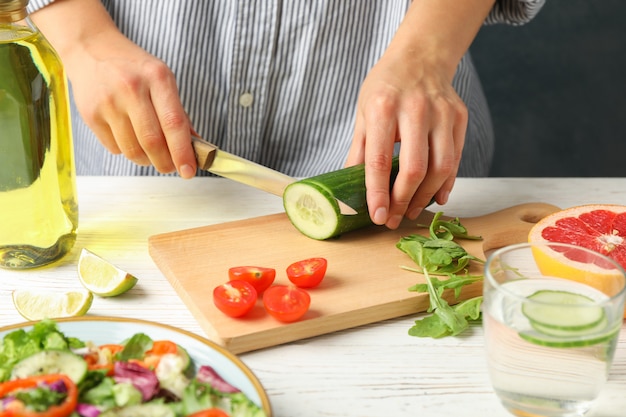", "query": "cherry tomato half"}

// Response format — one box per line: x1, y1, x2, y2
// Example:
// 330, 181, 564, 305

286, 257, 328, 288
228, 266, 276, 293
263, 285, 311, 323
213, 280, 257, 318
